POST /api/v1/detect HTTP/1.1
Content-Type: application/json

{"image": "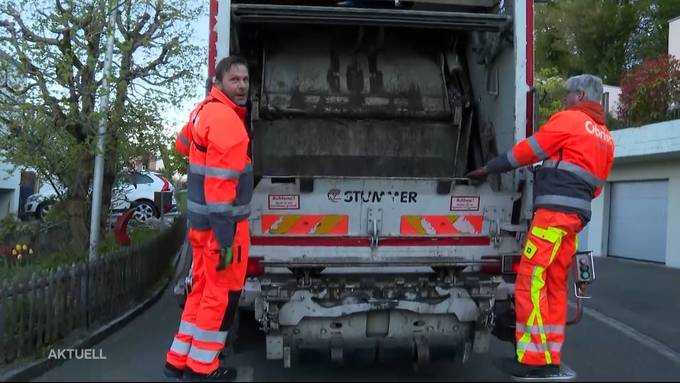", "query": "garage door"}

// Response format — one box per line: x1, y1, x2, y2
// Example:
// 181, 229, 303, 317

609, 180, 668, 263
